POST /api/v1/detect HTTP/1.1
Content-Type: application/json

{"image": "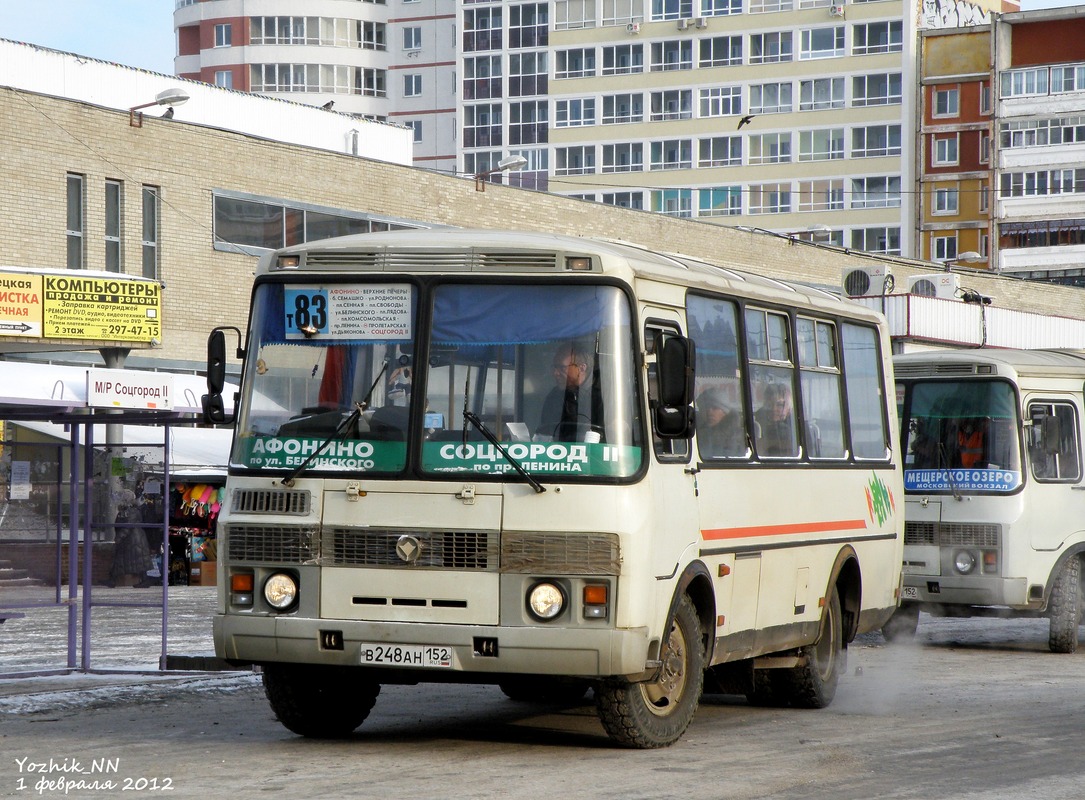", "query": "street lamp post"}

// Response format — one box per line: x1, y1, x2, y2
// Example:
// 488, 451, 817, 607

474, 154, 528, 192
